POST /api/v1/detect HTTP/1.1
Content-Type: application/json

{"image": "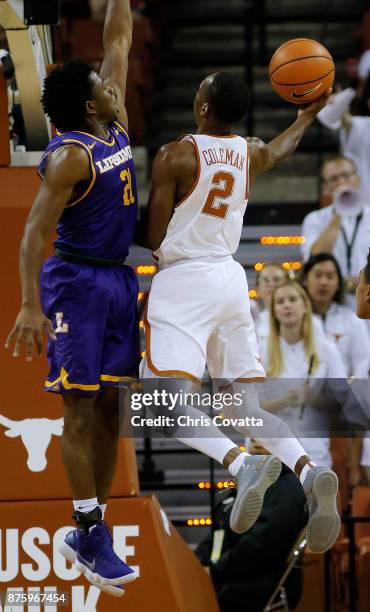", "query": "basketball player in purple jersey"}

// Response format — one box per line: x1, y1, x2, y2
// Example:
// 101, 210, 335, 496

6, 0, 138, 597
